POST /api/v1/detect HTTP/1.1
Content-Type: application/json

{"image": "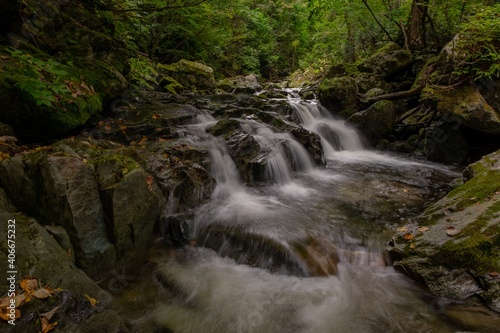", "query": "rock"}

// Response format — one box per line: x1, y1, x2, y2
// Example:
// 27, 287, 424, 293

45, 225, 76, 263
216, 78, 236, 92
387, 150, 500, 312
354, 73, 392, 94
420, 85, 500, 135
224, 74, 262, 93
318, 76, 359, 118
365, 87, 385, 98
289, 127, 324, 165
0, 210, 110, 306
157, 59, 215, 93
420, 122, 469, 165
93, 154, 163, 268
225, 130, 261, 183
197, 224, 308, 276
209, 119, 241, 137
161, 215, 190, 246
347, 100, 396, 146
358, 42, 414, 79
38, 155, 117, 280
0, 123, 14, 136
288, 67, 323, 88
